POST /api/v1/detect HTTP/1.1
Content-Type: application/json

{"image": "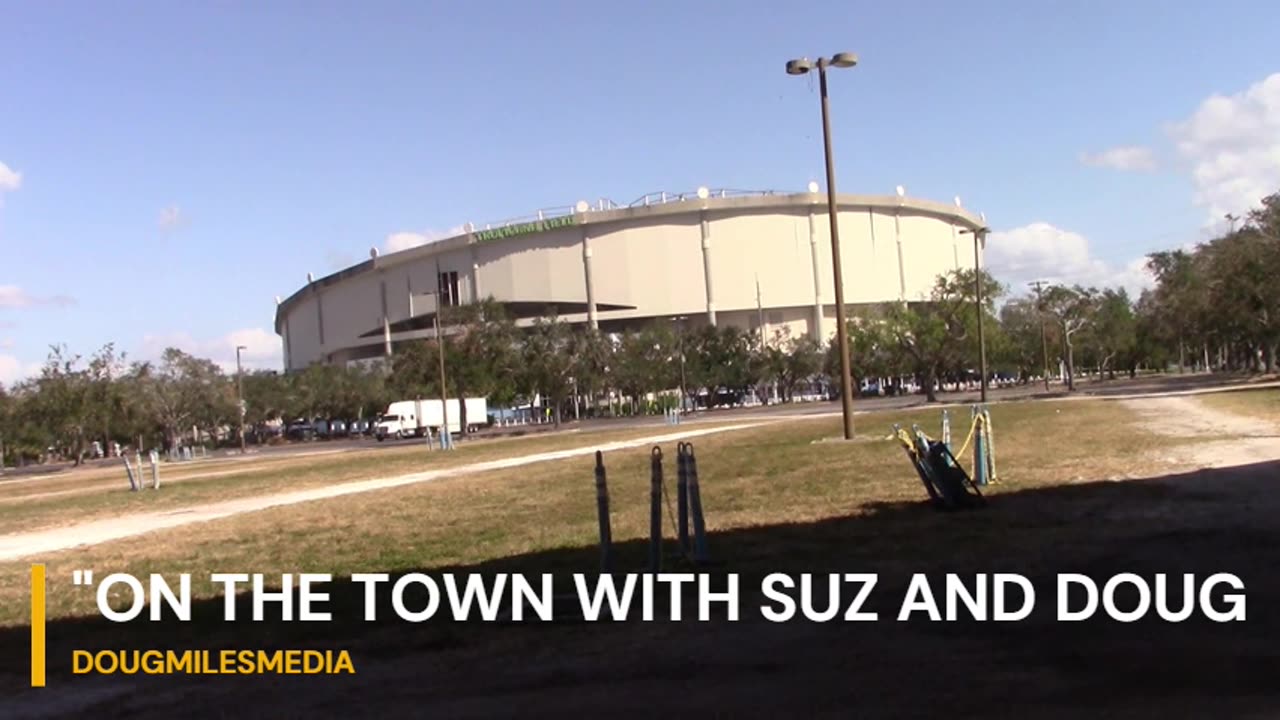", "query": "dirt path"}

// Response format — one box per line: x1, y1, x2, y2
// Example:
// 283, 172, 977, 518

0, 419, 793, 562
1121, 394, 1280, 469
